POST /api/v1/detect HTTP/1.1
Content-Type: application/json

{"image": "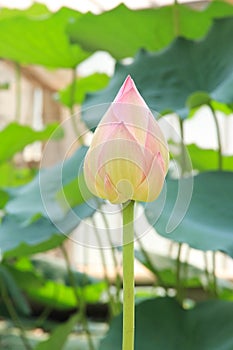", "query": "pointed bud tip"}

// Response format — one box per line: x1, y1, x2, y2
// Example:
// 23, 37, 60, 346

114, 75, 137, 102
123, 75, 136, 90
